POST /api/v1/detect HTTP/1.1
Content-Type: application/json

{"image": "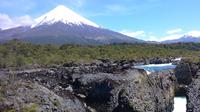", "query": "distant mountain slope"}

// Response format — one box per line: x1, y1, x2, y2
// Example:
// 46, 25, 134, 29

162, 35, 200, 43
0, 5, 144, 45
0, 27, 30, 41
